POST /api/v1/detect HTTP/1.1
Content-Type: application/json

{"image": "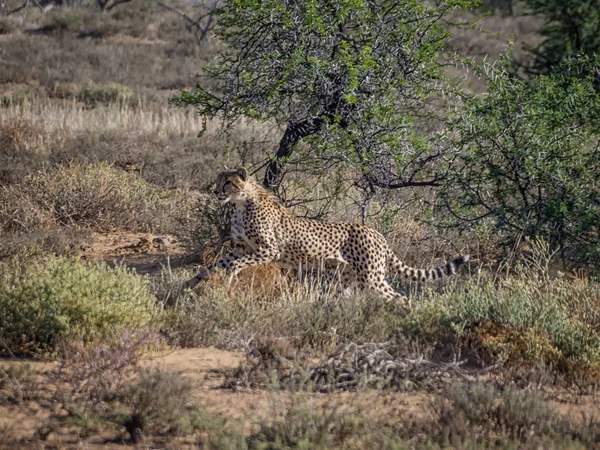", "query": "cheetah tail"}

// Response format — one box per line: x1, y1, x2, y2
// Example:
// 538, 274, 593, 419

387, 252, 469, 282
